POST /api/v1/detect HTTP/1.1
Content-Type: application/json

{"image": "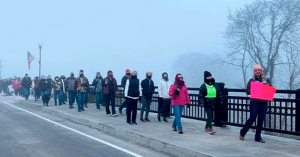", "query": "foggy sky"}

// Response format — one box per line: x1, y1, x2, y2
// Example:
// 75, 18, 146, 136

0, 0, 254, 86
